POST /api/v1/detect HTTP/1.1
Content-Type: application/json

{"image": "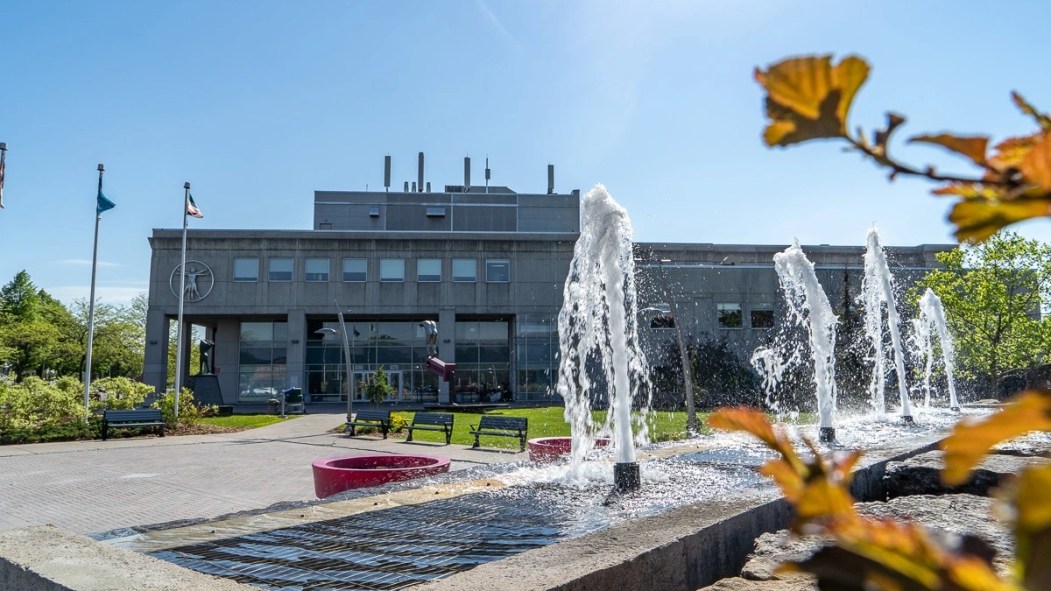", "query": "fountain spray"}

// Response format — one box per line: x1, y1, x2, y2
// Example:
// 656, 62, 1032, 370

917, 289, 960, 411
557, 185, 650, 493
862, 228, 913, 422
